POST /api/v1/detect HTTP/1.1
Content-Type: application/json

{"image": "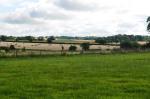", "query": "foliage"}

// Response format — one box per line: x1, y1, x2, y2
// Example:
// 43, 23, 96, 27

120, 41, 140, 49
95, 34, 148, 44
147, 16, 150, 31
95, 38, 107, 44
15, 38, 19, 42
141, 41, 150, 49
9, 45, 16, 50
15, 36, 34, 42
25, 36, 34, 42
47, 36, 55, 43
0, 34, 150, 43
0, 47, 9, 53
69, 45, 77, 51
80, 43, 90, 51
22, 47, 26, 52
0, 35, 7, 41
38, 36, 44, 41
